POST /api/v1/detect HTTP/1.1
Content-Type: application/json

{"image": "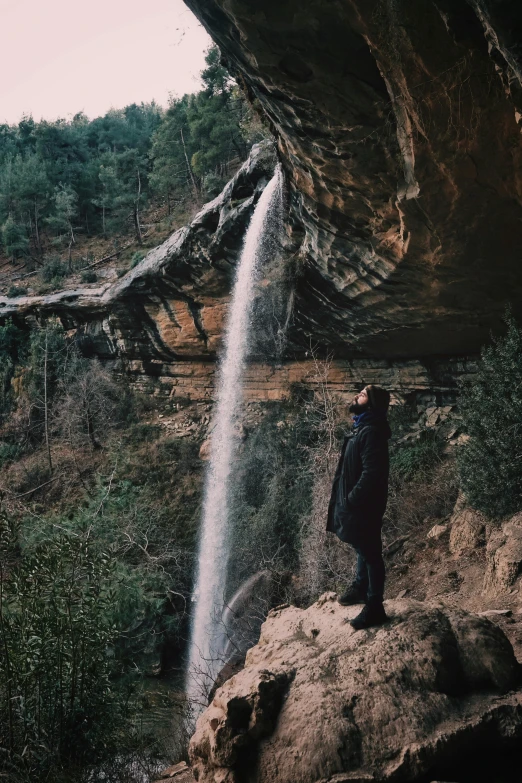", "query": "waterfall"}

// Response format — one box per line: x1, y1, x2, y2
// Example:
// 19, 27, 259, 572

186, 165, 283, 709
